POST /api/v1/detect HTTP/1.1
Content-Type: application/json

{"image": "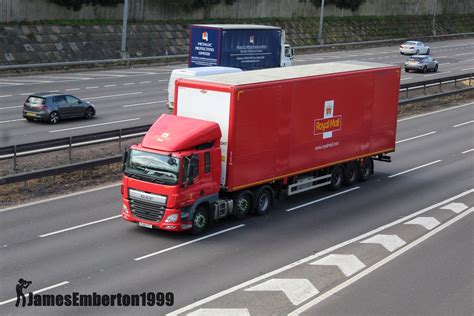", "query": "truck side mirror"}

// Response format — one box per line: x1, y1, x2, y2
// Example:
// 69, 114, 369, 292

122, 149, 129, 171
